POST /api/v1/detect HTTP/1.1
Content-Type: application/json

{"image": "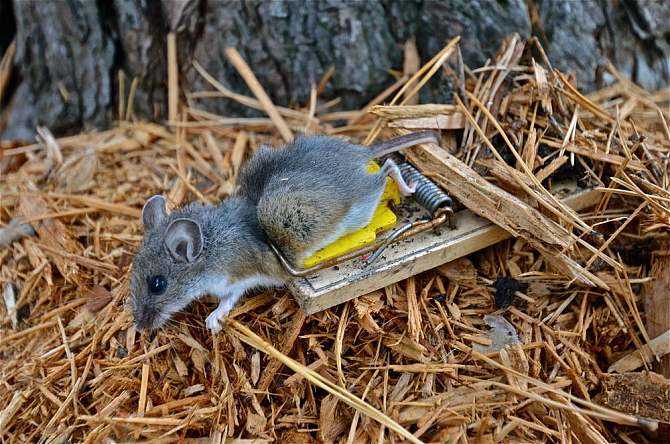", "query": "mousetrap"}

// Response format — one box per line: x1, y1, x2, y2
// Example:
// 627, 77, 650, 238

271, 156, 599, 314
